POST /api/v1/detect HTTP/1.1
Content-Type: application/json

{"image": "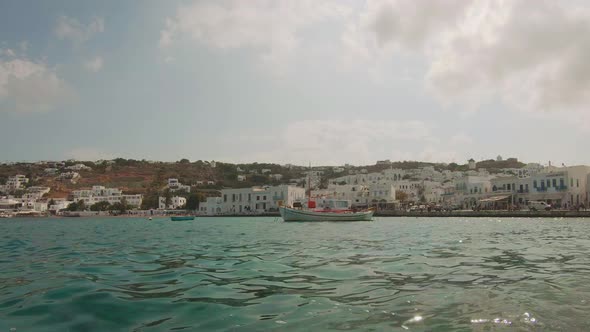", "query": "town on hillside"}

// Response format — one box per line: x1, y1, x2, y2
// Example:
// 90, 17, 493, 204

0, 157, 588, 216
